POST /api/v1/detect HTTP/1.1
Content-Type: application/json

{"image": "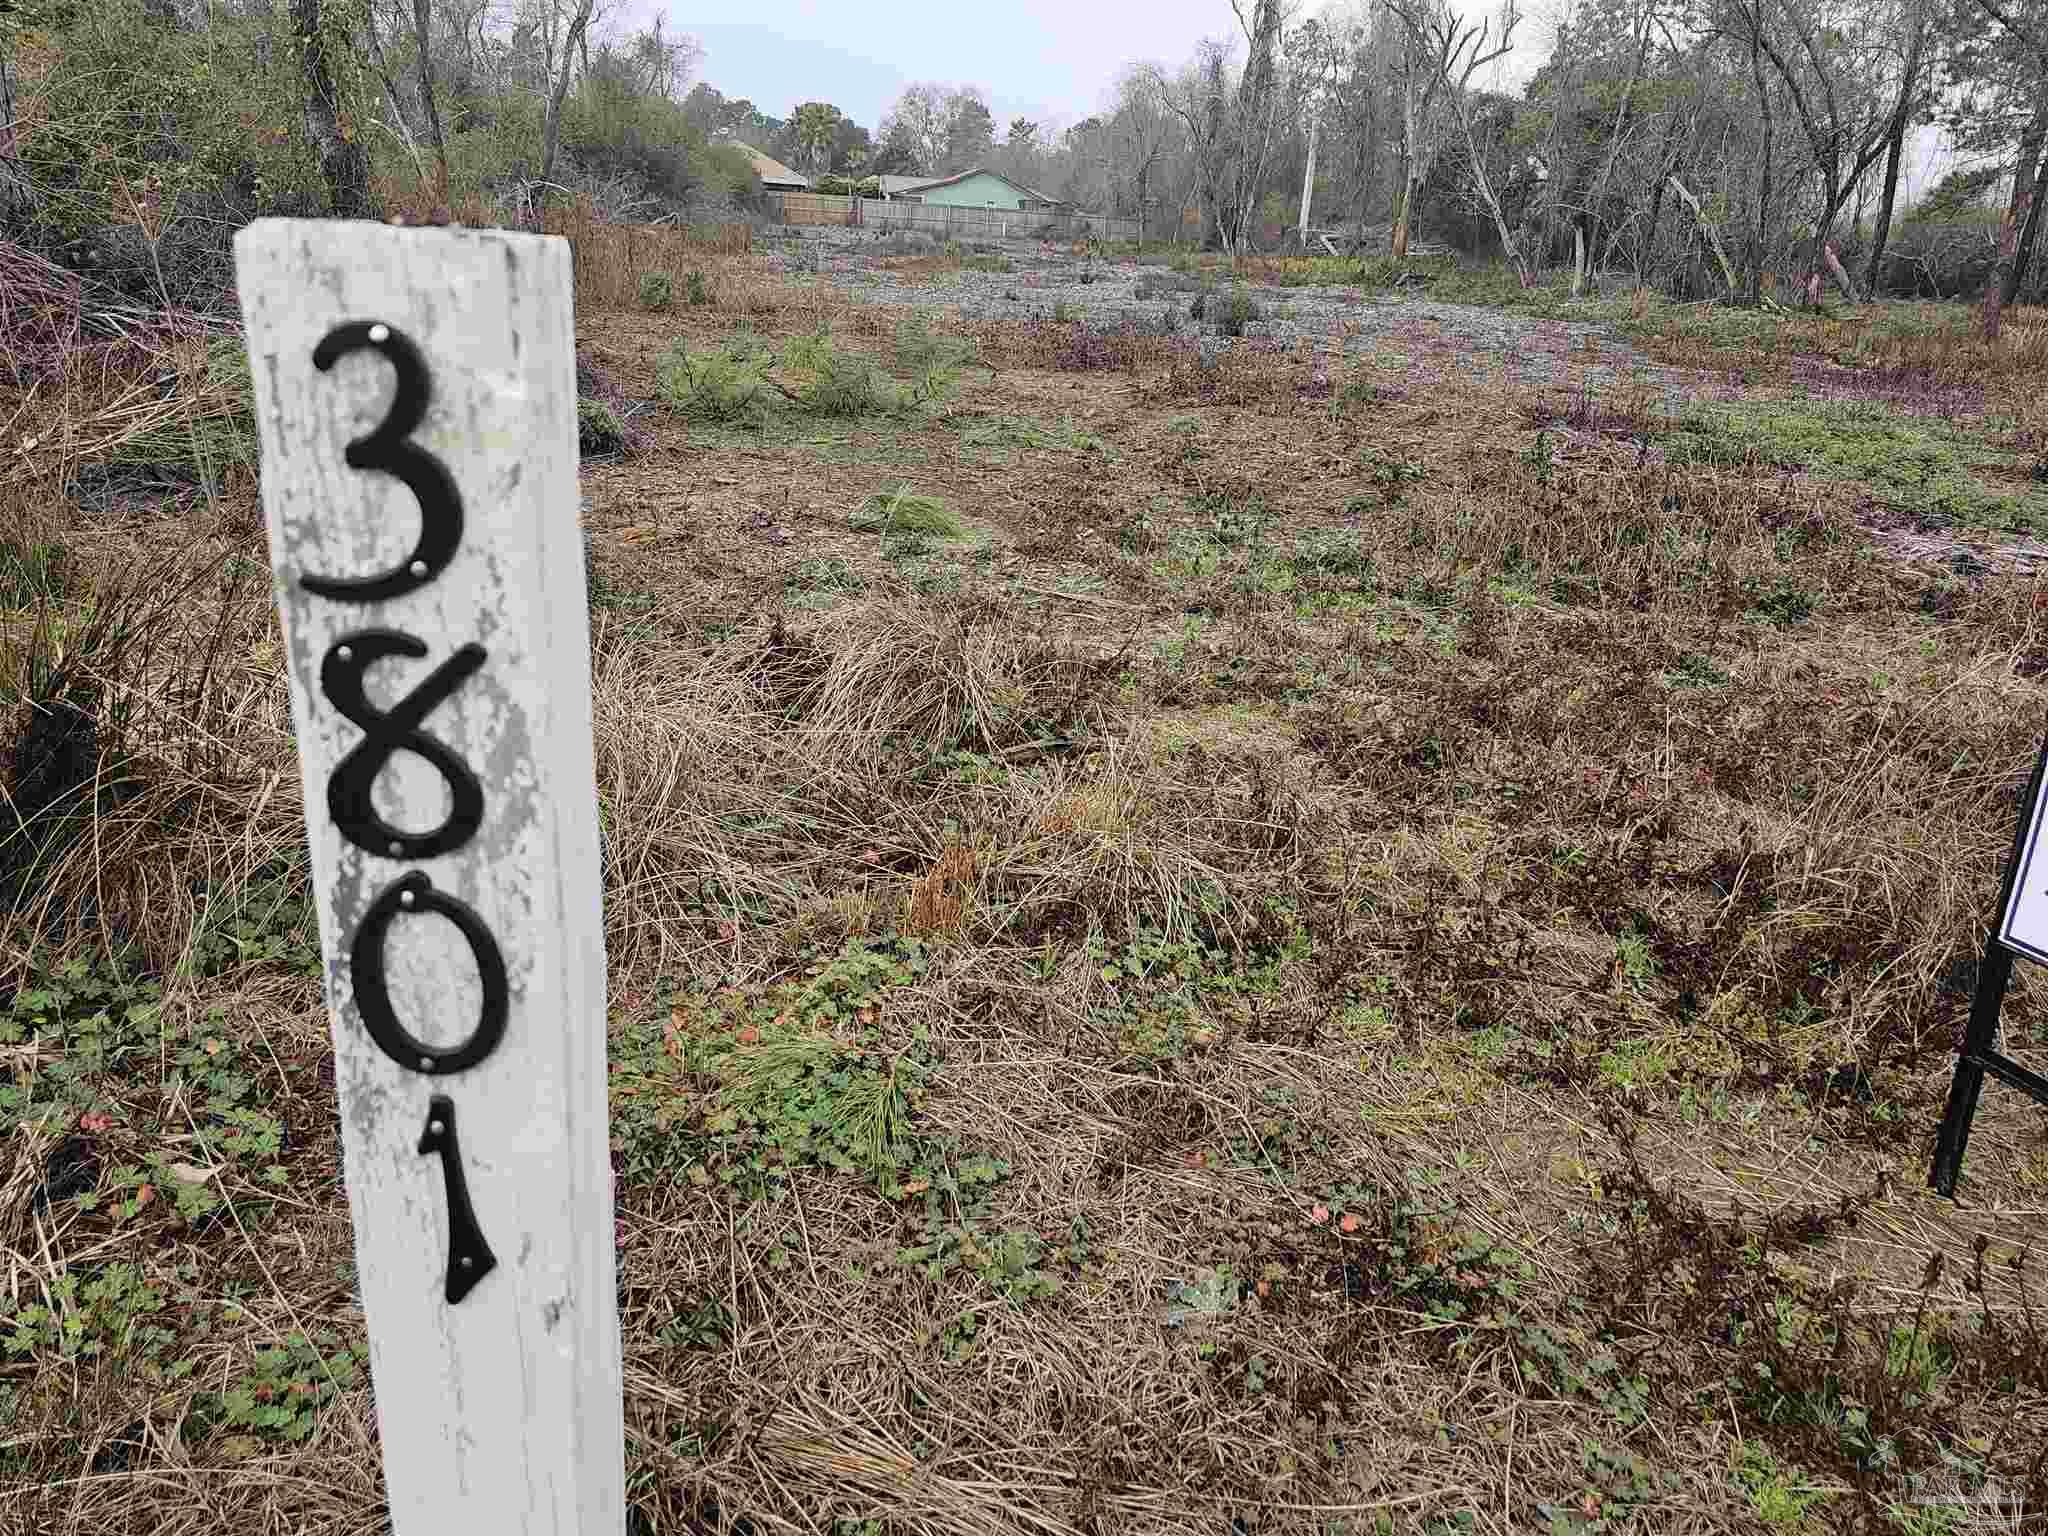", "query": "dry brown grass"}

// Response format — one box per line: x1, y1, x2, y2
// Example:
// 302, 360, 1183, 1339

7, 238, 2048, 1536
1626, 299, 2048, 412
544, 201, 761, 314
